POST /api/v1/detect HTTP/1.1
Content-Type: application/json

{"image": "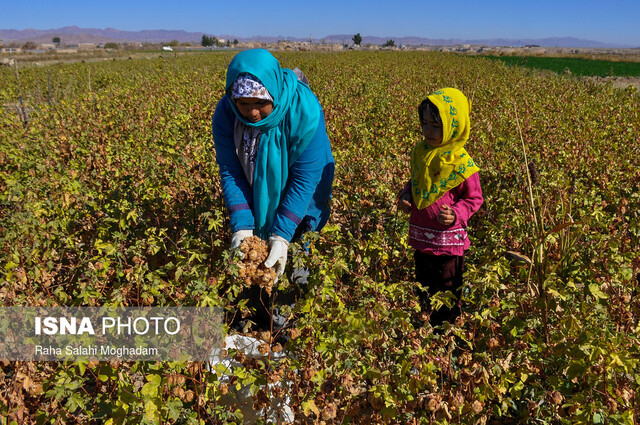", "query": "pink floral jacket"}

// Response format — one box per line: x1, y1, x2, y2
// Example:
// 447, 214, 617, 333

401, 172, 483, 256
